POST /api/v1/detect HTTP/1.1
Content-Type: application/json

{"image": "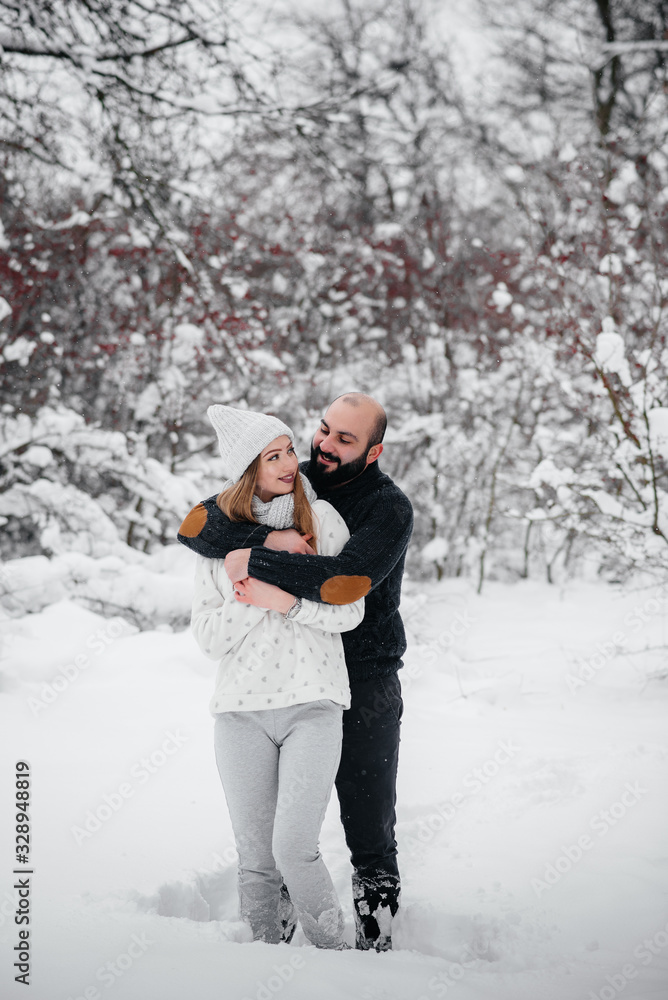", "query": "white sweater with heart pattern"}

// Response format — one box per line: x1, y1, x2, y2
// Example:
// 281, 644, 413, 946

191, 499, 364, 713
